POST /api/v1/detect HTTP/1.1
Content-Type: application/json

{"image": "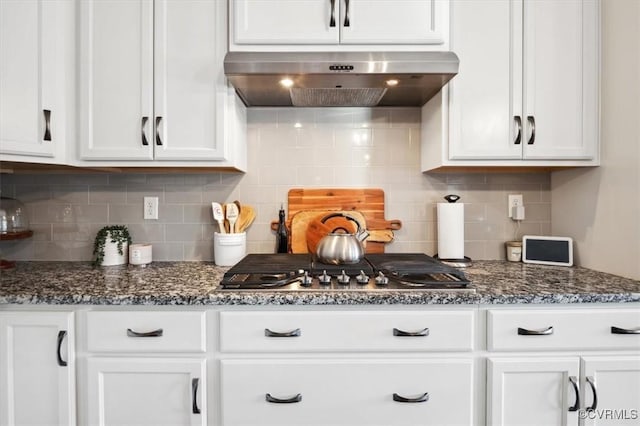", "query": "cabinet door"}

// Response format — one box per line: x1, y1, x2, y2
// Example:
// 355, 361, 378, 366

221, 358, 473, 426
0, 312, 75, 426
340, 0, 447, 45
153, 0, 227, 160
79, 0, 154, 160
522, 0, 598, 160
581, 356, 640, 426
87, 357, 206, 426
232, 0, 339, 45
448, 0, 523, 160
0, 0, 57, 157
488, 357, 580, 426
